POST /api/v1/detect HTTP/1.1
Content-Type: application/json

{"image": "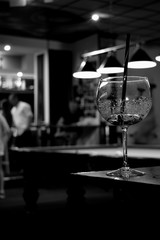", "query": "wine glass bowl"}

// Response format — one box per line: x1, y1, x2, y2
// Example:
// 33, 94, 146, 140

96, 76, 152, 179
